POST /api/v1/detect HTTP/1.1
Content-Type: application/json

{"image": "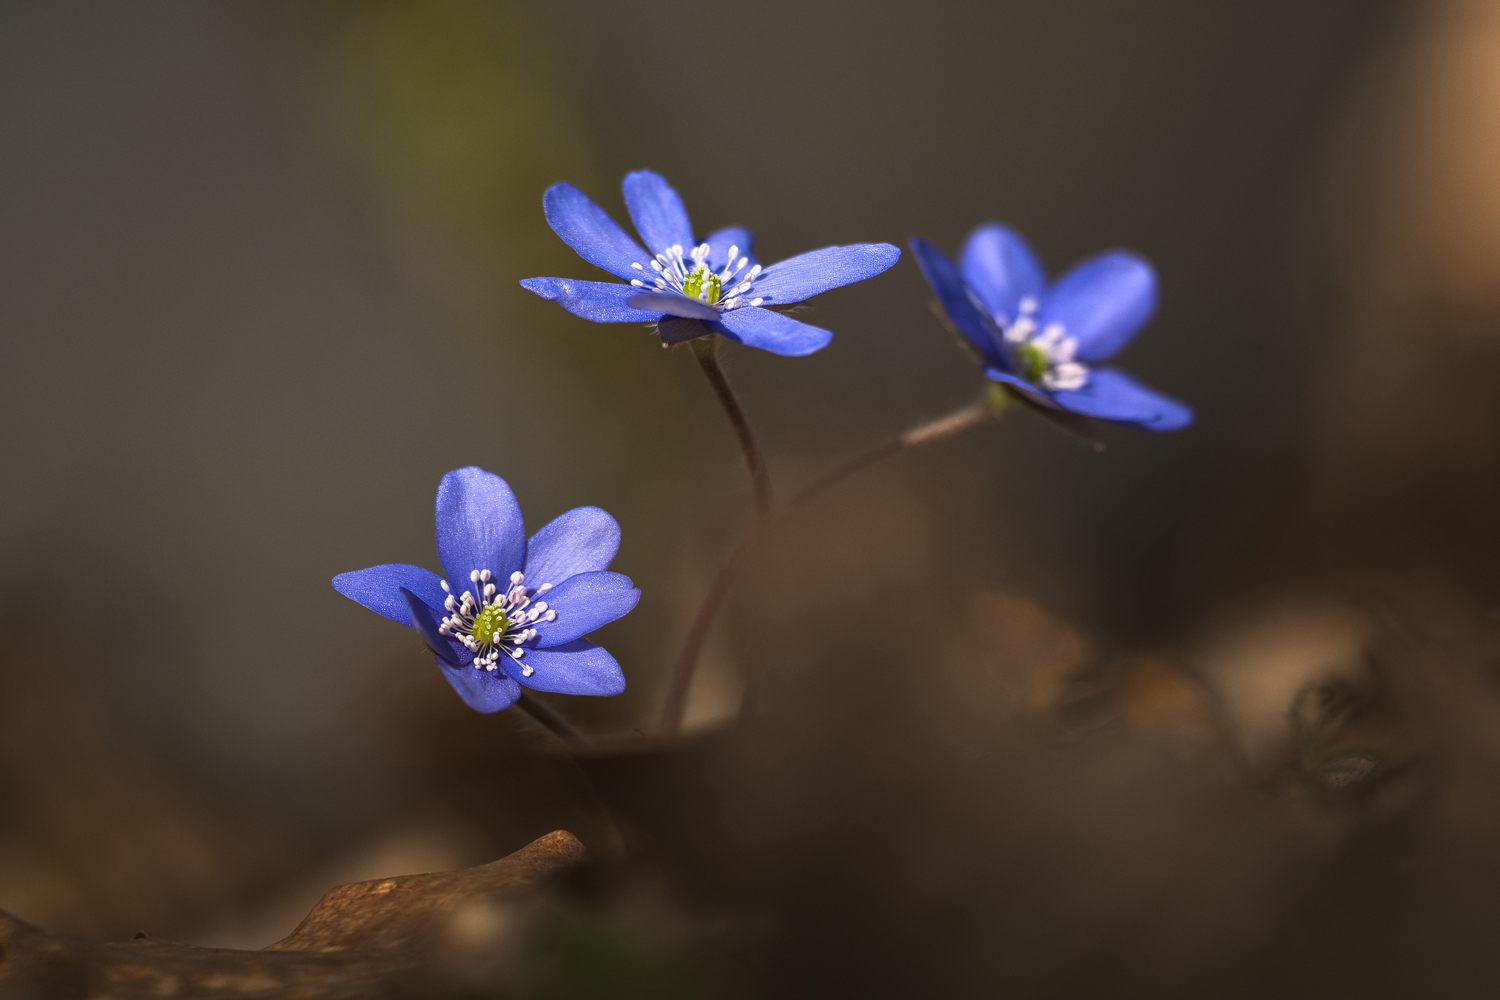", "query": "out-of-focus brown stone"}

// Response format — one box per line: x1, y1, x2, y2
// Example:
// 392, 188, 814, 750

0, 830, 586, 1000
